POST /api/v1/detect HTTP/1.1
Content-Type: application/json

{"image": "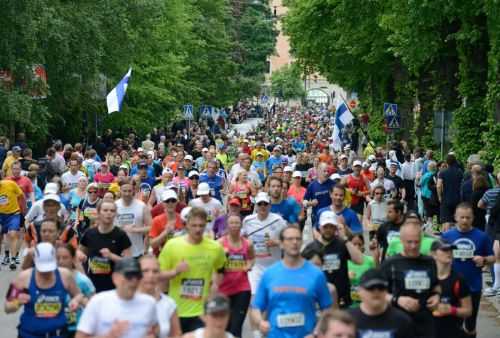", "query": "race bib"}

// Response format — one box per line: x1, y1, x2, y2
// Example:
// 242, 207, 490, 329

359, 330, 393, 338
0, 195, 8, 205
225, 253, 246, 271
404, 270, 430, 291
83, 207, 97, 220
180, 279, 204, 300
89, 256, 111, 275
453, 248, 474, 260
351, 286, 360, 302
253, 234, 271, 258
323, 254, 340, 272
277, 313, 305, 328
386, 231, 400, 243
117, 213, 135, 227
34, 295, 62, 318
